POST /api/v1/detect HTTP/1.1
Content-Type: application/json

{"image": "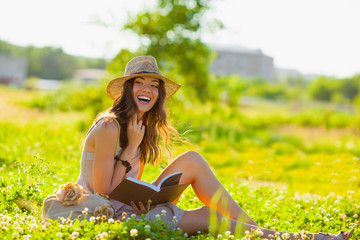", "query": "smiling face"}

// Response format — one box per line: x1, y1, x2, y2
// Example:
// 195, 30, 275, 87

132, 76, 160, 118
